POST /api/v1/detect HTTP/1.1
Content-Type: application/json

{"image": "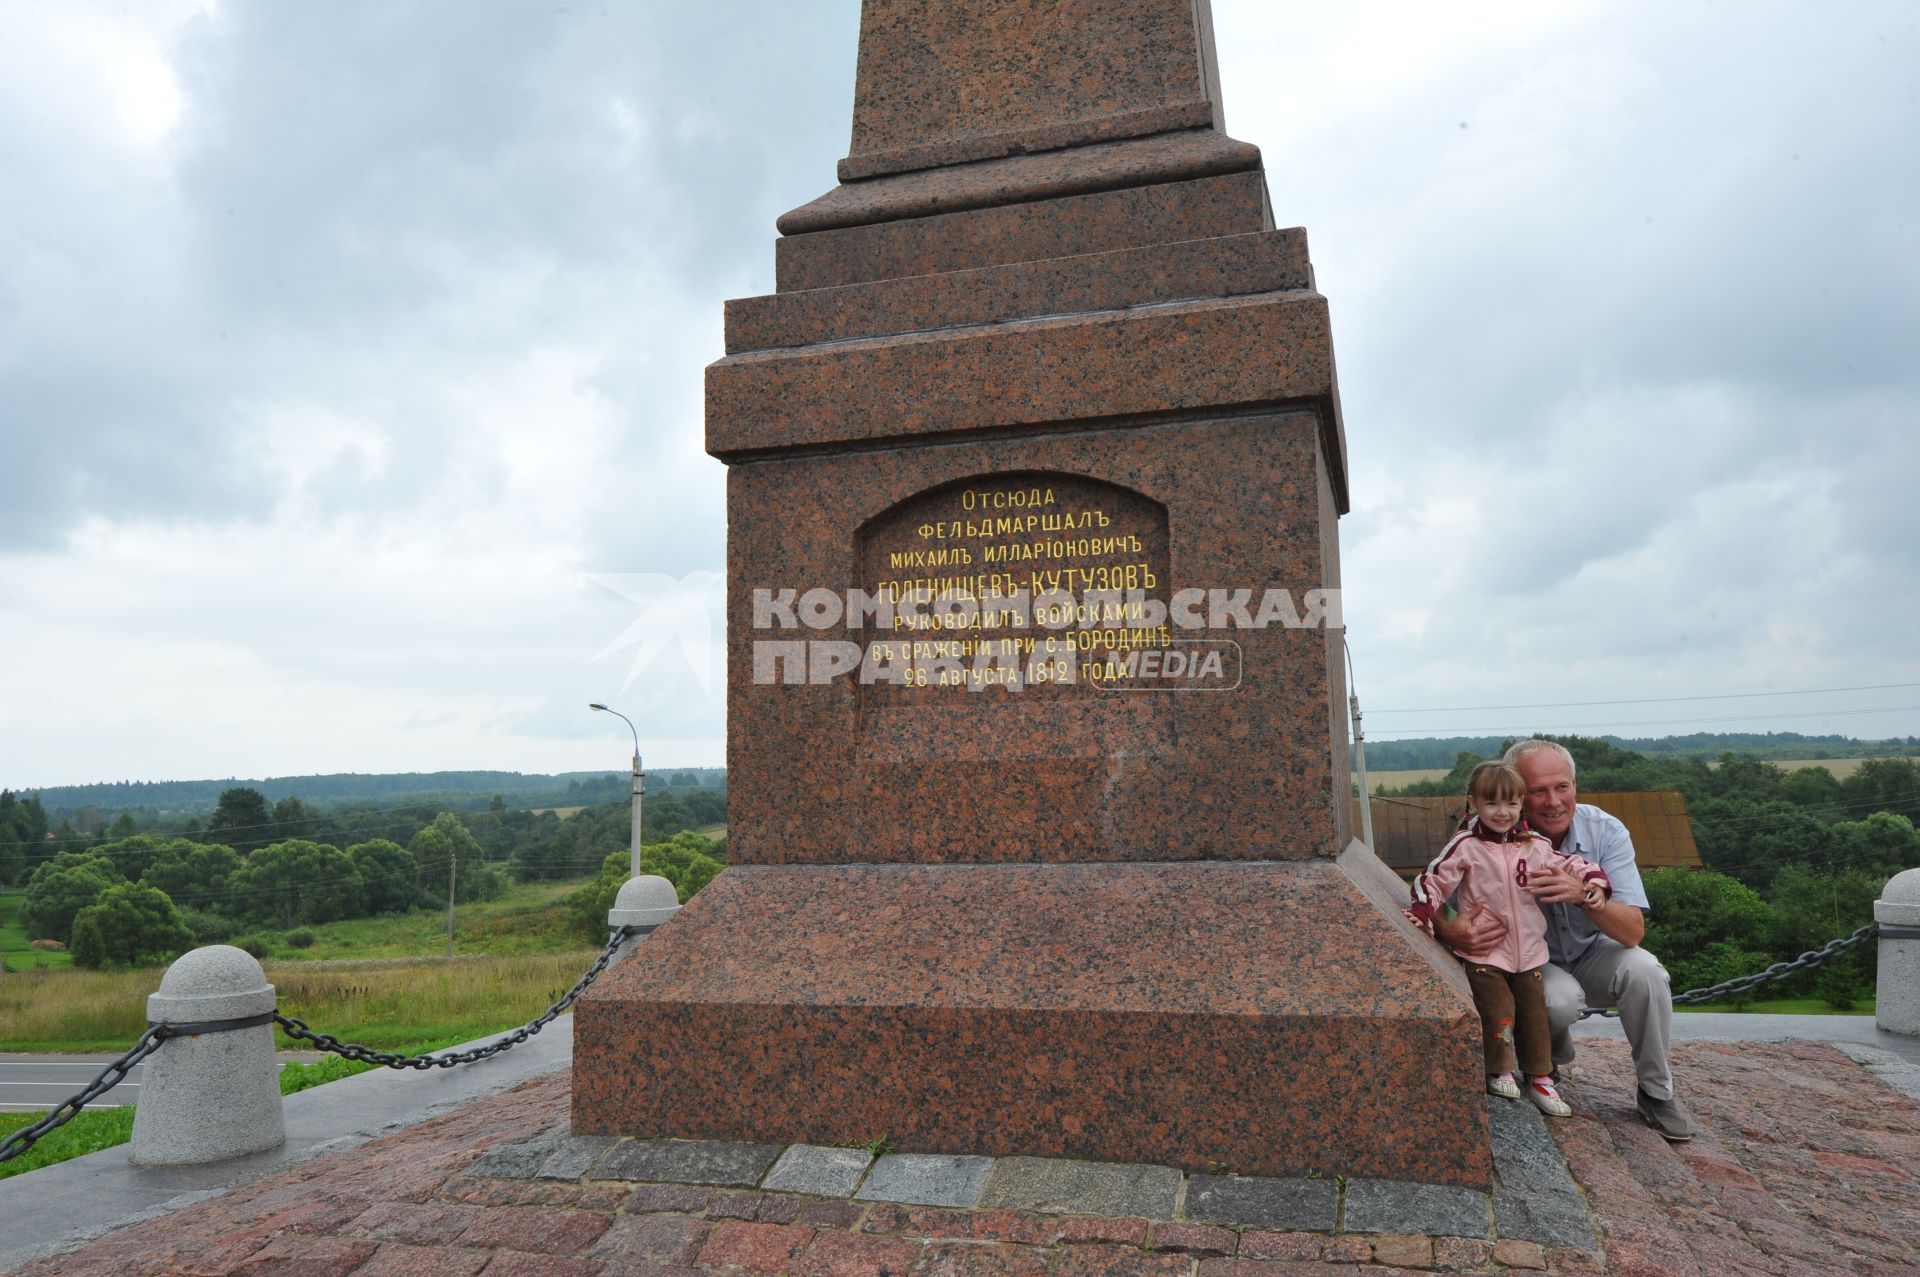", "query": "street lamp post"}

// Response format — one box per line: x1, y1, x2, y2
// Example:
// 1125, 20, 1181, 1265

590, 703, 644, 878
